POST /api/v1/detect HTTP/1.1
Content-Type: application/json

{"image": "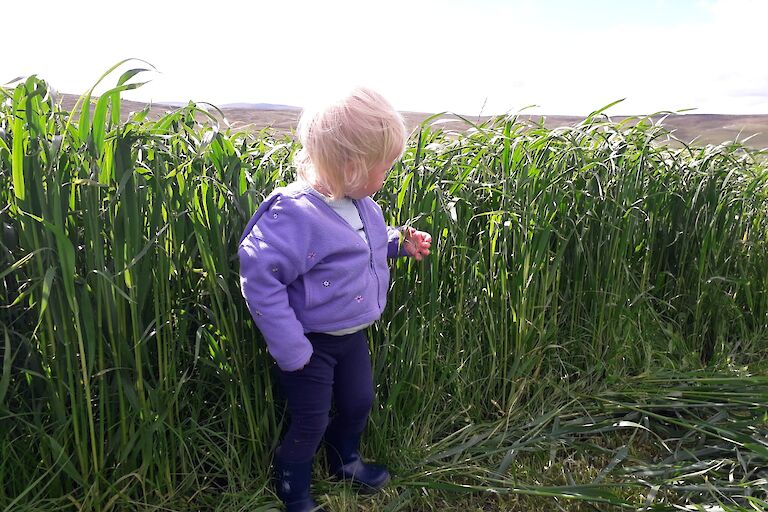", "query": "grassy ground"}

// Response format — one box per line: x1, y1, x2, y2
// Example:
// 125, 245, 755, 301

2, 68, 767, 511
